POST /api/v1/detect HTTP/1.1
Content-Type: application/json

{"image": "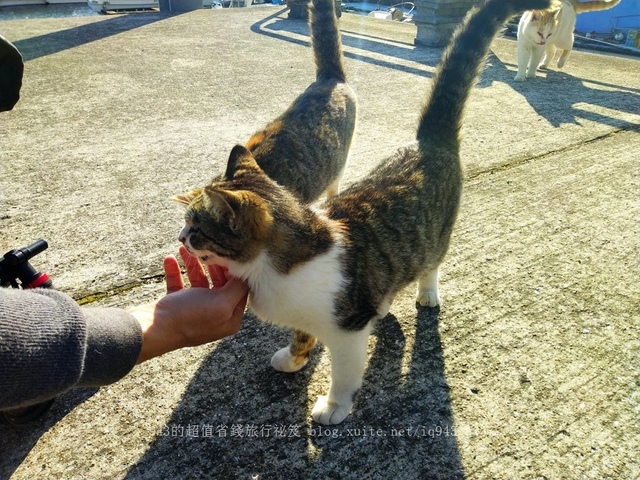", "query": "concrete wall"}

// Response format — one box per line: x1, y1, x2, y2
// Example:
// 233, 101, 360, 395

414, 0, 478, 46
